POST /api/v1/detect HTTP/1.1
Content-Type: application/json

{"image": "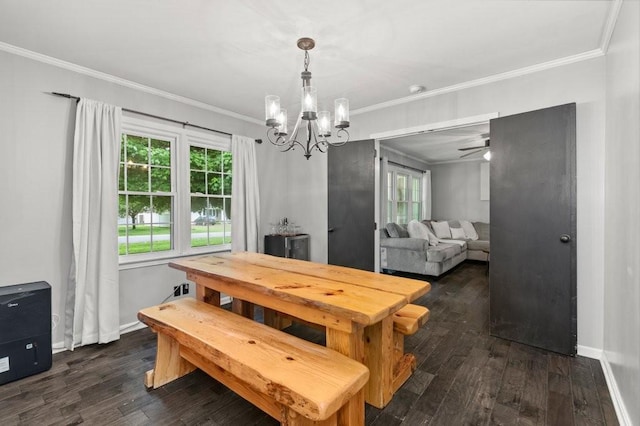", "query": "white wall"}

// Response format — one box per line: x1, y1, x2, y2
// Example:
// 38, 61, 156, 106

289, 57, 607, 354
0, 50, 286, 346
603, 1, 640, 424
430, 160, 490, 222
